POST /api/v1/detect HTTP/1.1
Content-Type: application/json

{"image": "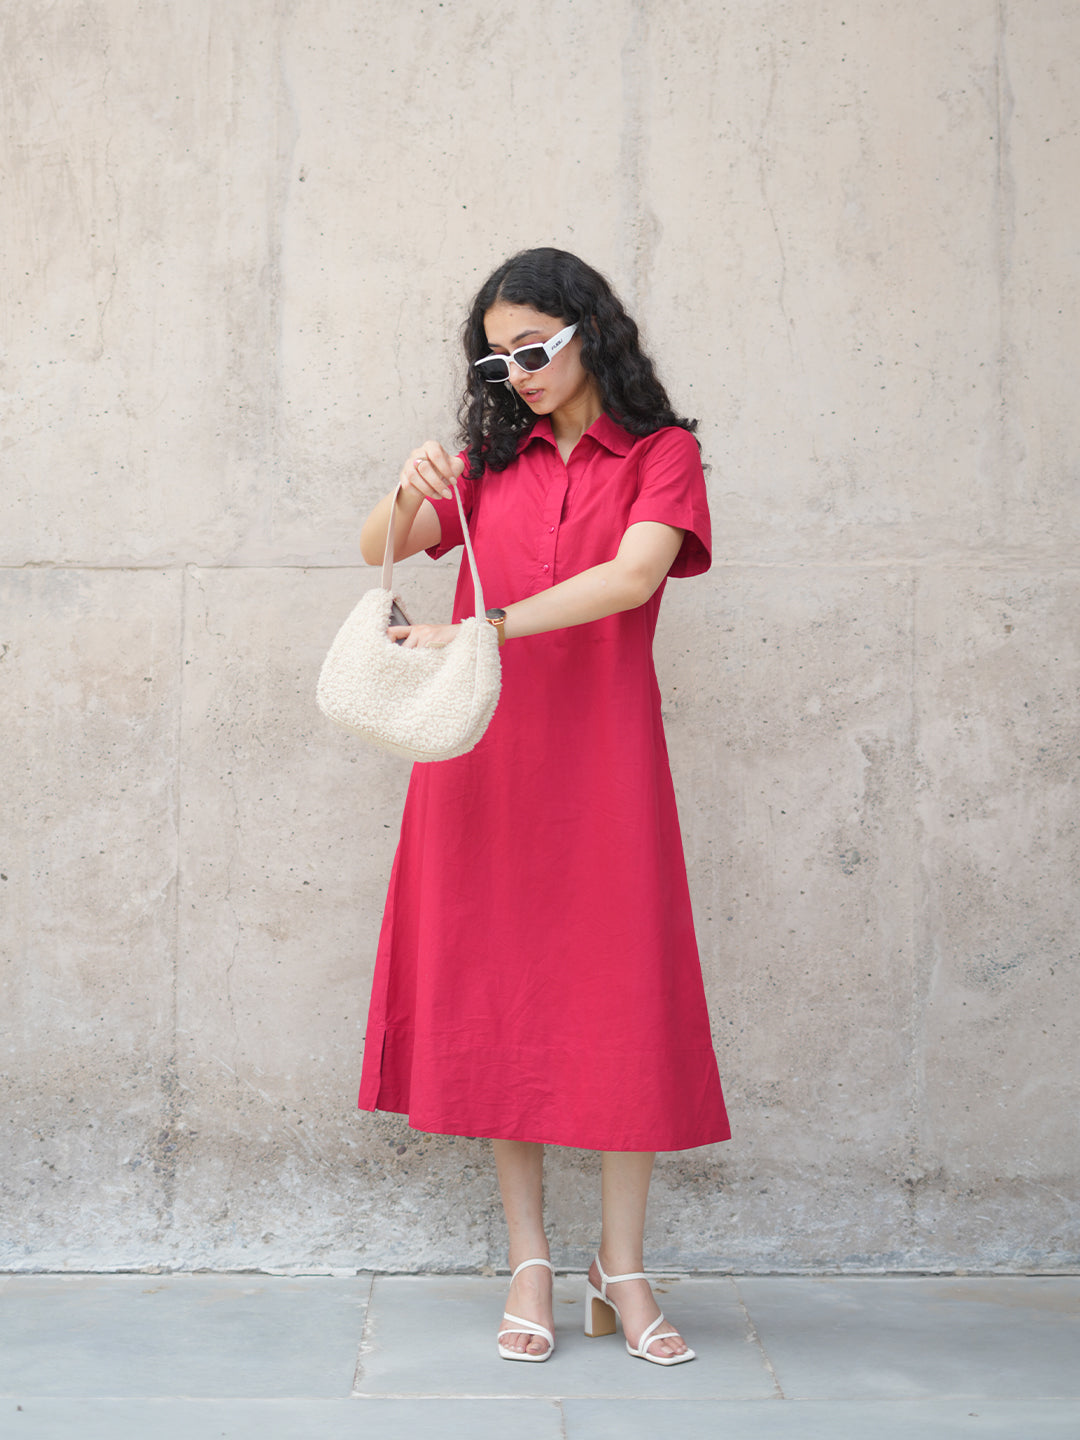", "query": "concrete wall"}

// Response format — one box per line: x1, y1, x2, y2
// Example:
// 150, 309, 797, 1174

2, 0, 1077, 1273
